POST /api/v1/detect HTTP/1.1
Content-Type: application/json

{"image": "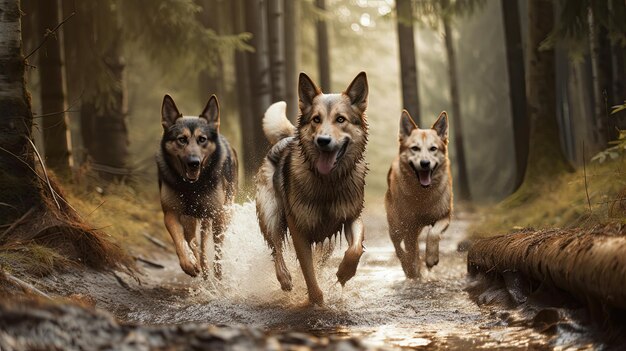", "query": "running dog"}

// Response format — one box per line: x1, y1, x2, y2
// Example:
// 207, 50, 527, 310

256, 72, 369, 305
385, 110, 452, 279
156, 94, 238, 279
